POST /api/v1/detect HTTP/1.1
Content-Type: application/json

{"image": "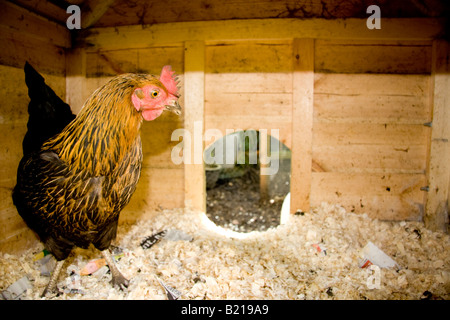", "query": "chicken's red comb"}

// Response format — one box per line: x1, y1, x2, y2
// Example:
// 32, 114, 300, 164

159, 65, 180, 97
